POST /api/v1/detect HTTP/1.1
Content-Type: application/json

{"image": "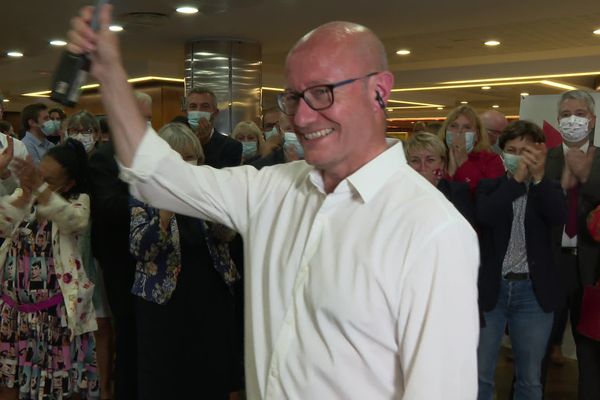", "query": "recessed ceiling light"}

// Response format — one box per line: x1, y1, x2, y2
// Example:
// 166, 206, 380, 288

492, 105, 500, 108
109, 25, 124, 32
484, 40, 501, 46
460, 101, 468, 104
2, 99, 9, 103
395, 49, 411, 56
49, 40, 67, 46
7, 51, 23, 57
481, 86, 492, 90
436, 107, 444, 110
593, 29, 600, 35
176, 6, 199, 14
520, 92, 530, 96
